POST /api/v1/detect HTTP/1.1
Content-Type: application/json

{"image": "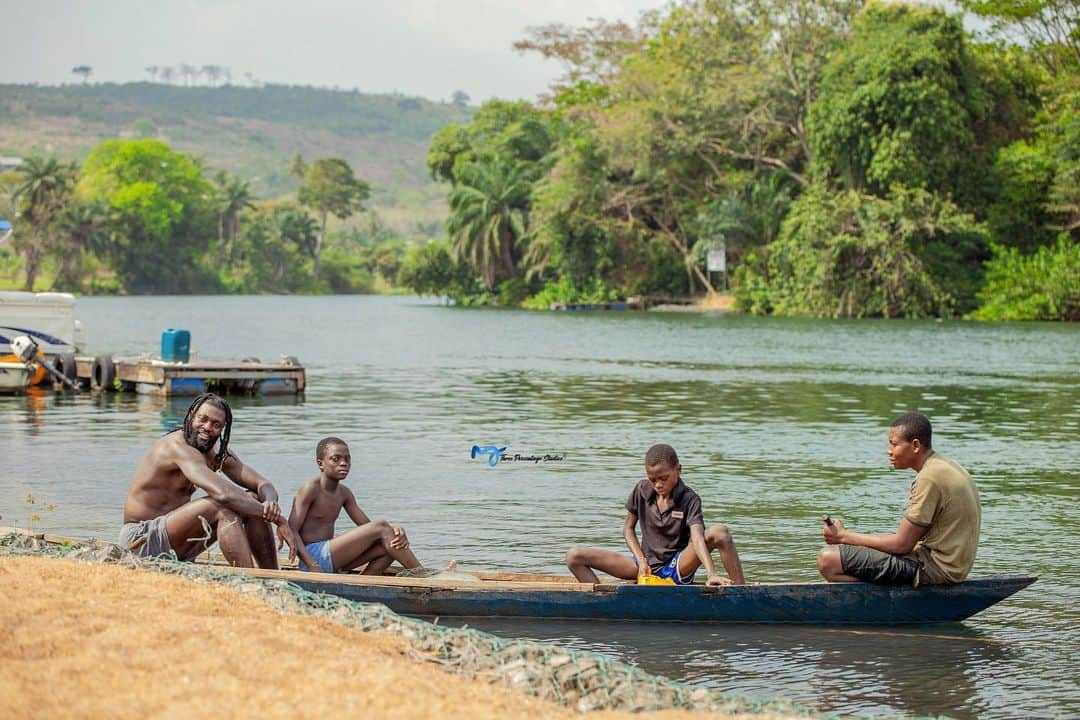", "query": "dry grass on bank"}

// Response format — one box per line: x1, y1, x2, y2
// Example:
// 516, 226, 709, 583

0, 556, 802, 720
